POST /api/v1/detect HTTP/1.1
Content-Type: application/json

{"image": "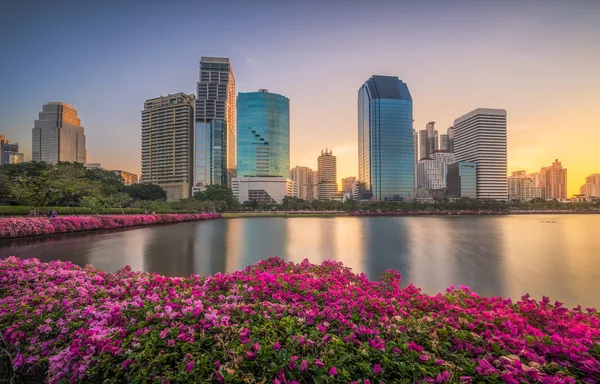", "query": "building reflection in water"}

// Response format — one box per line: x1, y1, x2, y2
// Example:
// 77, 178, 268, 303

362, 217, 413, 282
225, 218, 288, 272
192, 220, 227, 276
143, 224, 195, 276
